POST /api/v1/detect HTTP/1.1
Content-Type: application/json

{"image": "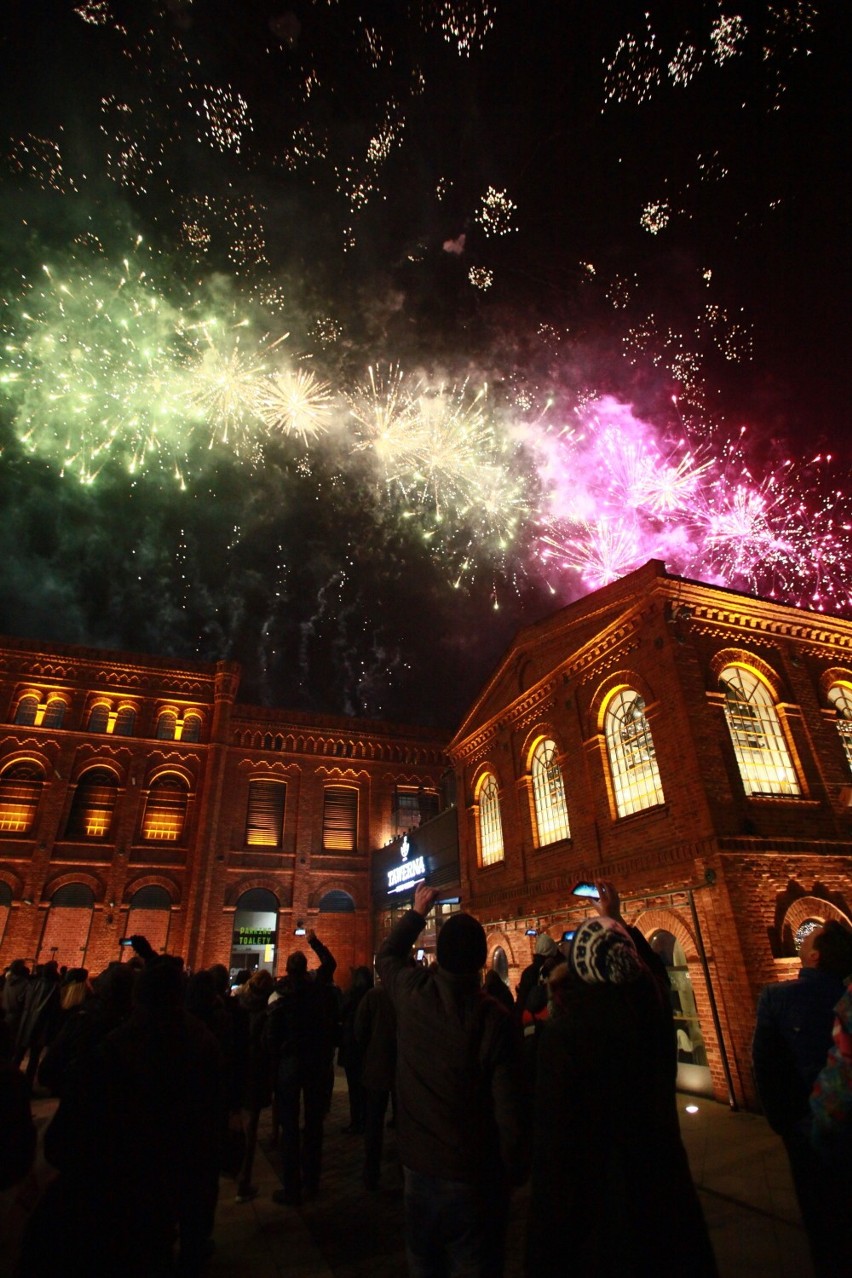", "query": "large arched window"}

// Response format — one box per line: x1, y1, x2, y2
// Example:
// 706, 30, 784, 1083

156, 710, 177, 741
42, 698, 66, 729
14, 695, 39, 726
477, 773, 504, 867
720, 665, 800, 797
114, 705, 137, 737
65, 768, 119, 840
827, 683, 852, 775
181, 712, 202, 743
318, 889, 356, 913
604, 689, 665, 817
87, 704, 111, 733
140, 774, 189, 842
530, 738, 570, 846
0, 762, 44, 834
